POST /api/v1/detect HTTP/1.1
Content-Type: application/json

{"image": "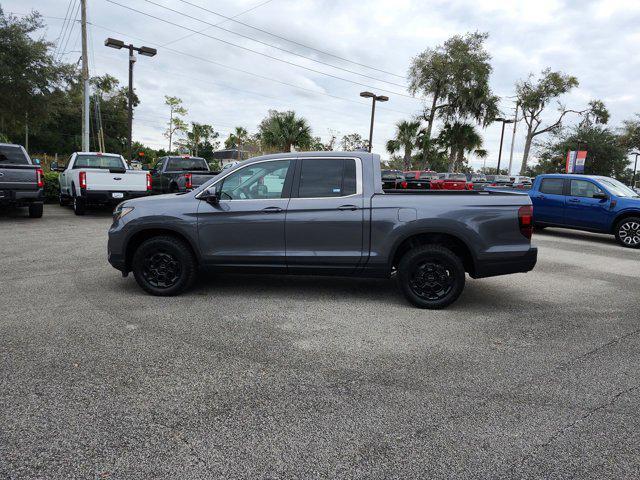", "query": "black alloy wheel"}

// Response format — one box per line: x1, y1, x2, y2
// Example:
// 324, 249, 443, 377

397, 245, 466, 309
141, 251, 182, 288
